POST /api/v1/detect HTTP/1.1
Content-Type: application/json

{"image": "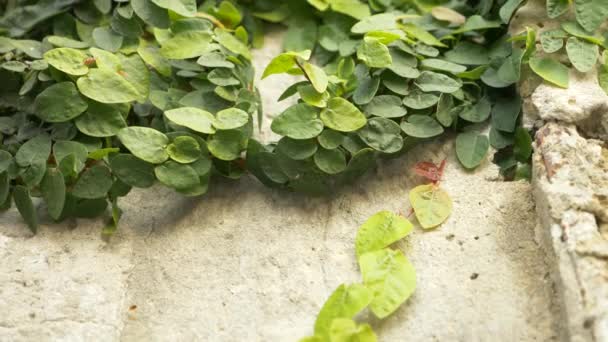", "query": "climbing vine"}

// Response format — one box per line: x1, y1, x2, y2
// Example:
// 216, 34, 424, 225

0, 0, 606, 238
